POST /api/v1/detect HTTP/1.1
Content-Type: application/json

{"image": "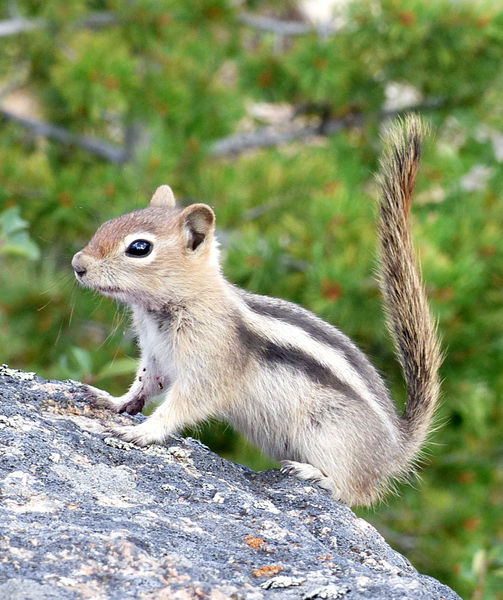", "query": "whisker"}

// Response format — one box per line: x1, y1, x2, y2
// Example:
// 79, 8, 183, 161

54, 317, 65, 348
37, 299, 52, 312
40, 272, 73, 296
67, 288, 76, 328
